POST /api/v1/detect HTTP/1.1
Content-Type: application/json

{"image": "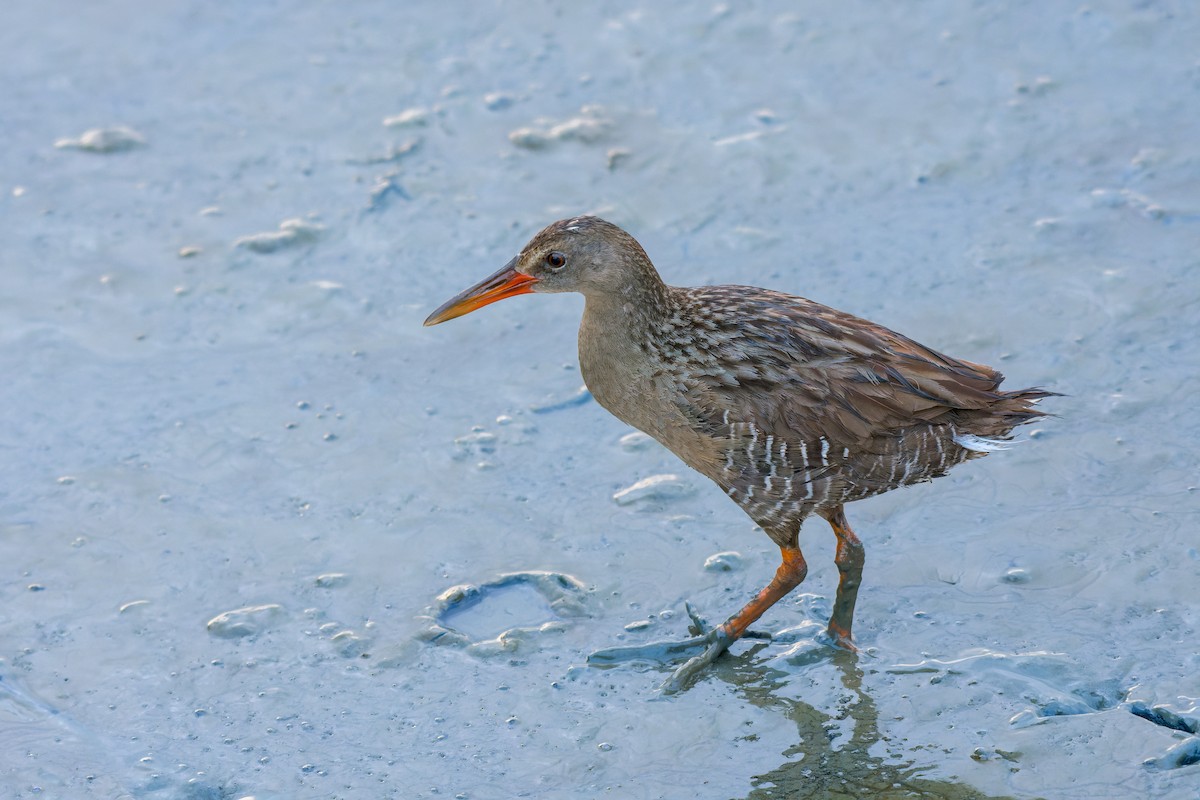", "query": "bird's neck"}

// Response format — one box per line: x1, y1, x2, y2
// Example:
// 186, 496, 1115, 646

578, 272, 677, 431
579, 266, 673, 333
